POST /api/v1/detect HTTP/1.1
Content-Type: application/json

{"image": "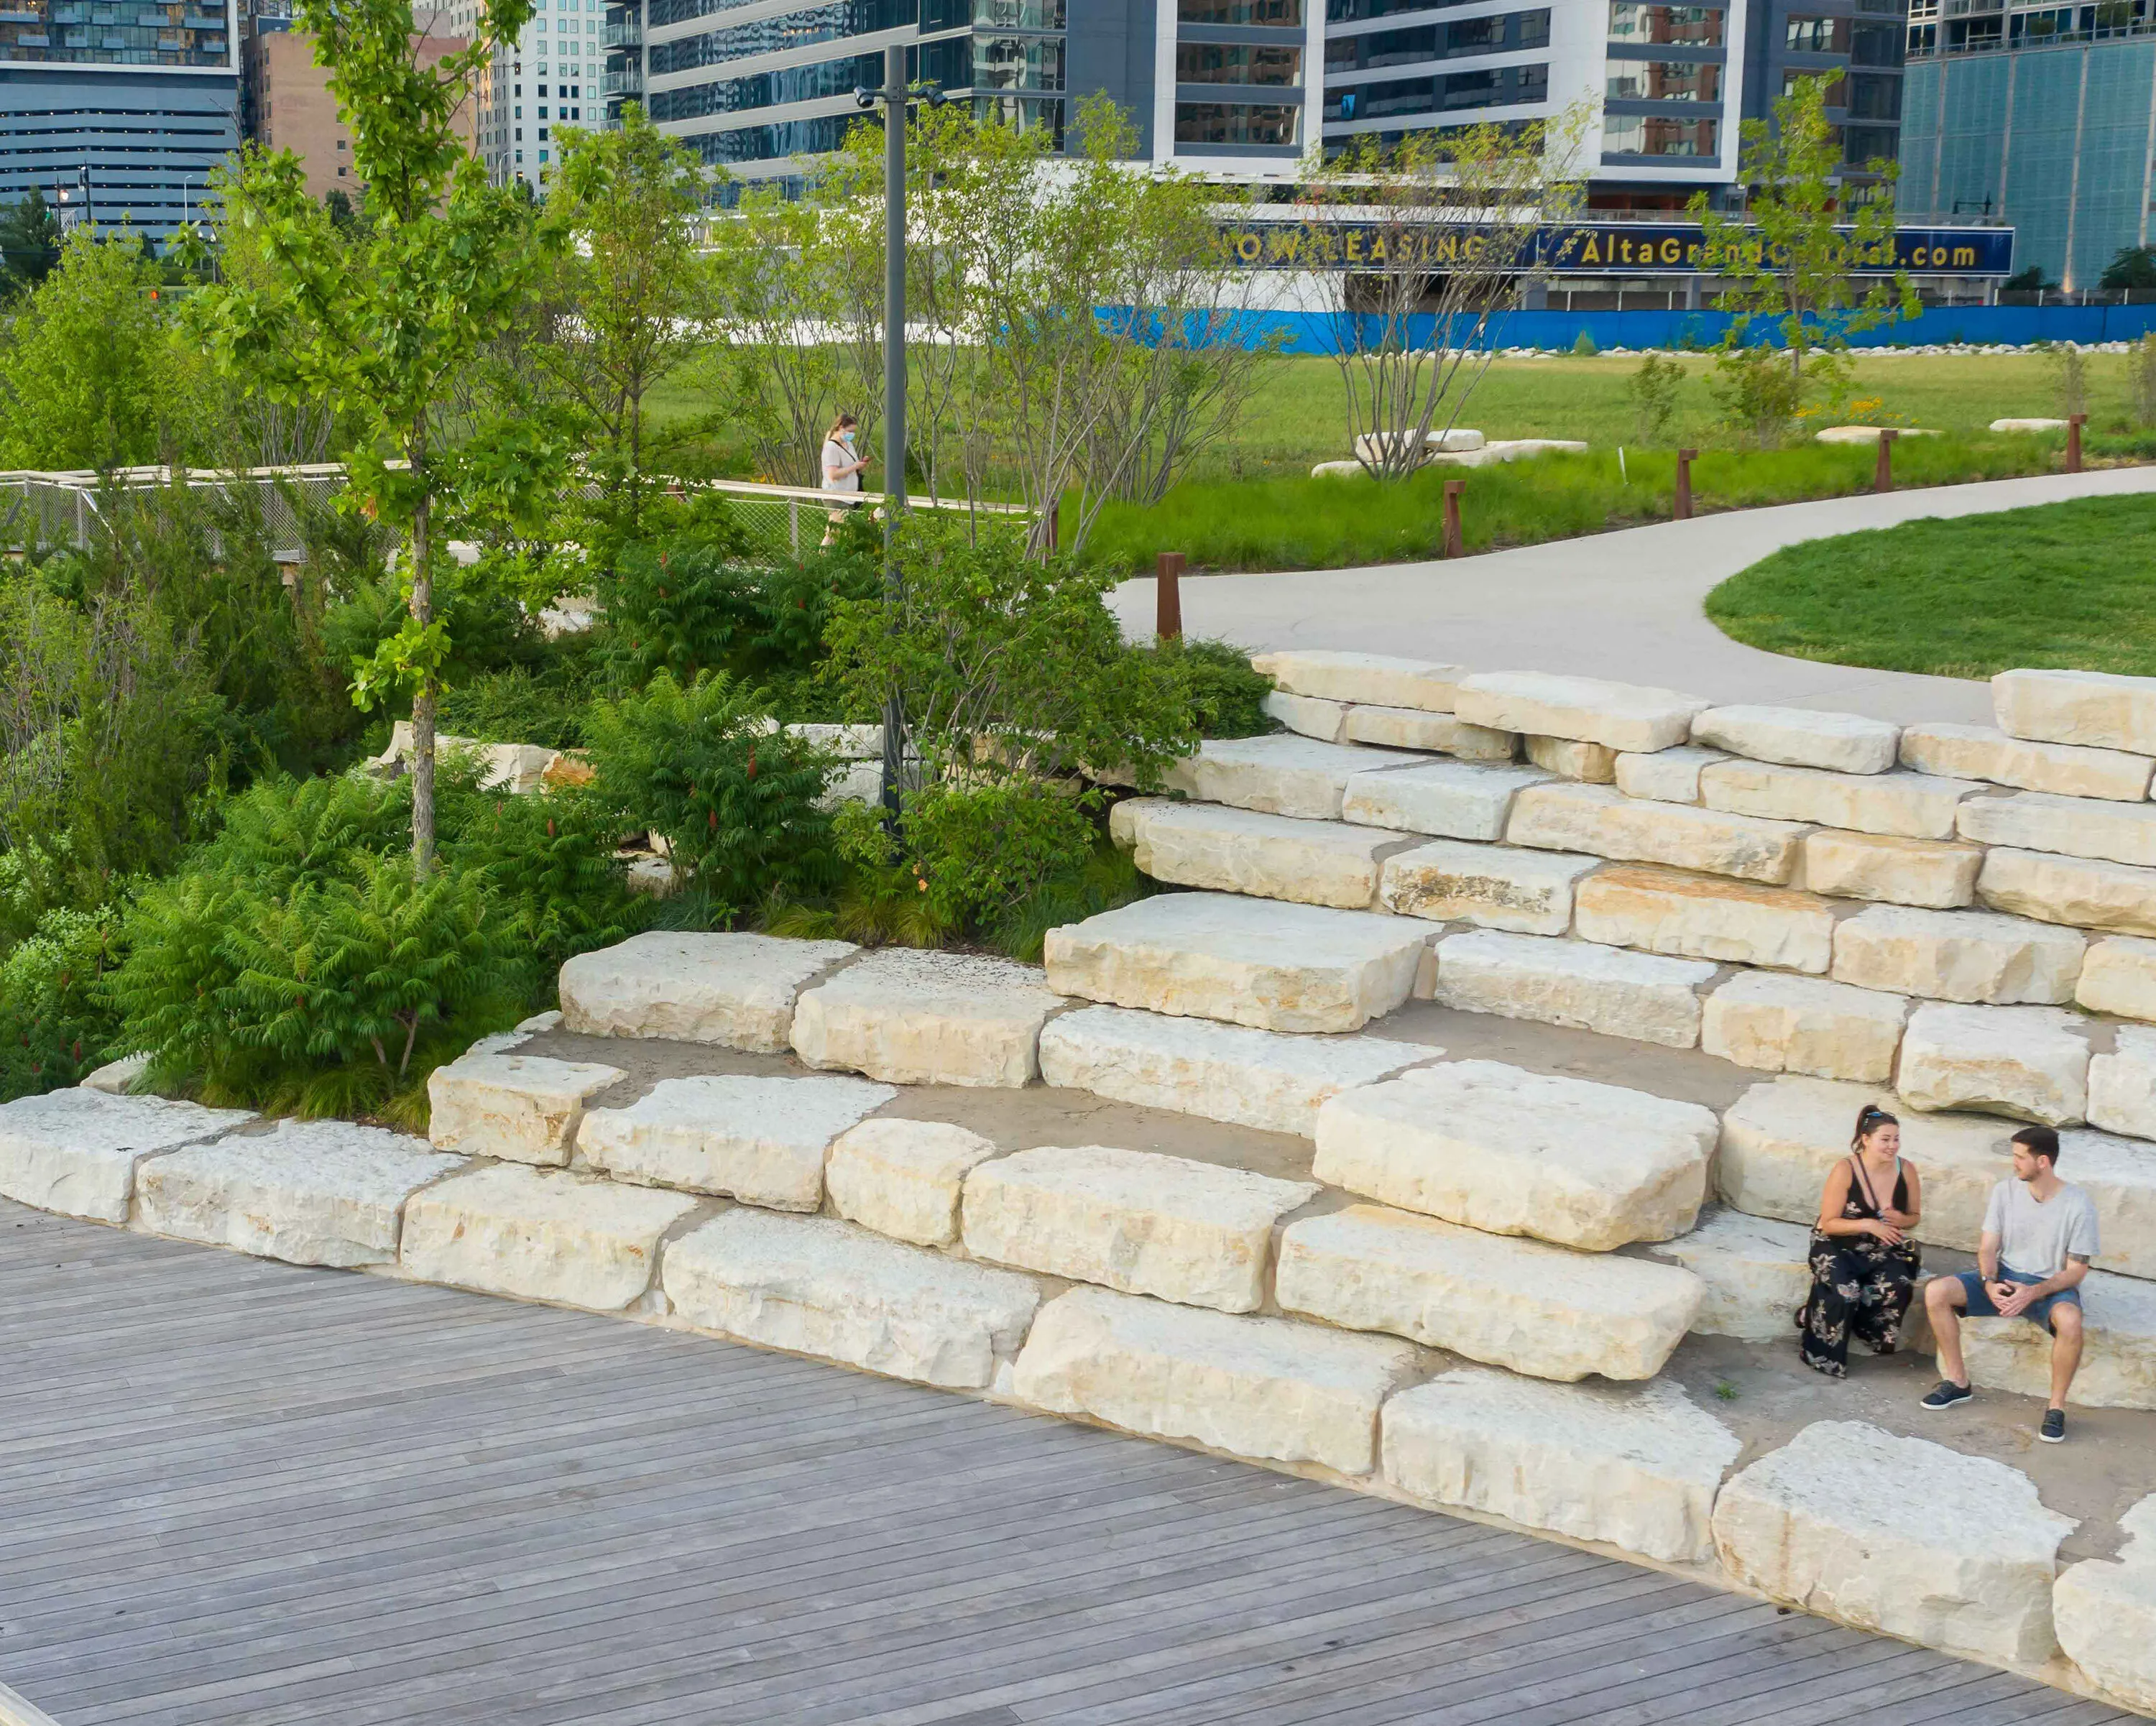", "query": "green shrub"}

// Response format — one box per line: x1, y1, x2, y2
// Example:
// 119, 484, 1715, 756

1710, 343, 1804, 448
0, 902, 124, 1100
1154, 637, 1276, 739
437, 665, 594, 751
441, 780, 649, 973
1628, 353, 1685, 445
900, 779, 1100, 931
189, 771, 410, 894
